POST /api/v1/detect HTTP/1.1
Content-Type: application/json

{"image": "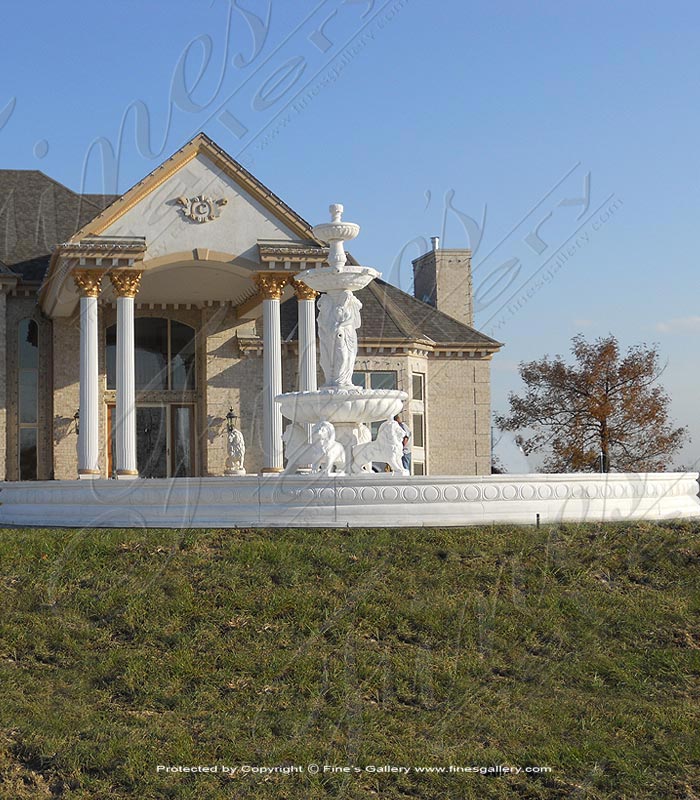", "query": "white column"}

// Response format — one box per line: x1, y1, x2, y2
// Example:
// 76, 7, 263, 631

294, 278, 318, 392
73, 270, 103, 479
254, 273, 287, 473
110, 270, 143, 478
292, 278, 318, 459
